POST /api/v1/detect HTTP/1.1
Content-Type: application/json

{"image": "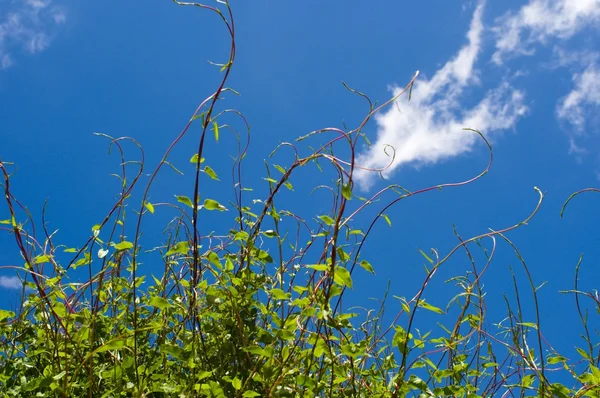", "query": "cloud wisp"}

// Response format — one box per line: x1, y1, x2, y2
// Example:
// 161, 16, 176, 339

355, 2, 527, 190
557, 63, 600, 132
490, 0, 600, 159
492, 0, 600, 65
0, 0, 66, 69
0, 275, 21, 290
